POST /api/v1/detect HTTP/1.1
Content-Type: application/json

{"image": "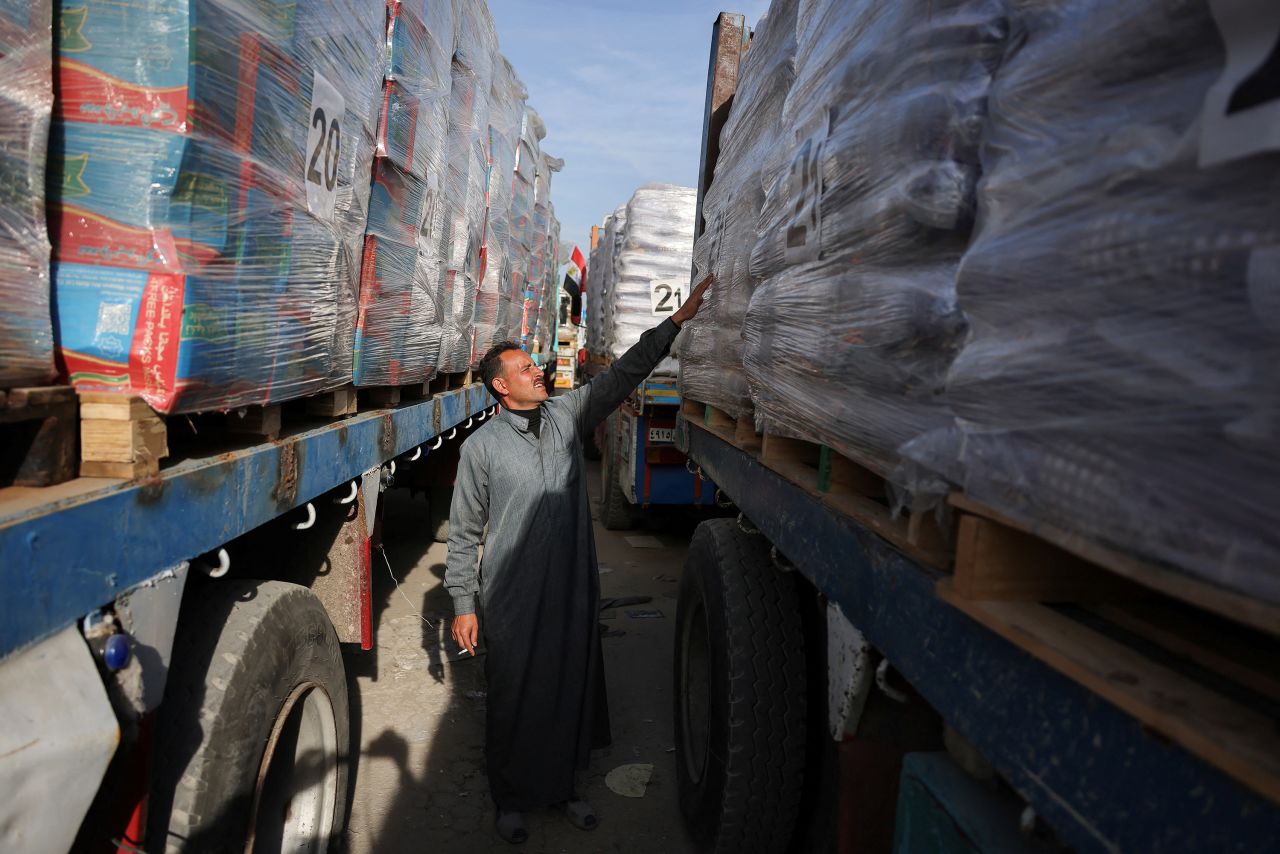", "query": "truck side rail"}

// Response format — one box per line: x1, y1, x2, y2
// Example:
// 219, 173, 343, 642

0, 385, 494, 659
